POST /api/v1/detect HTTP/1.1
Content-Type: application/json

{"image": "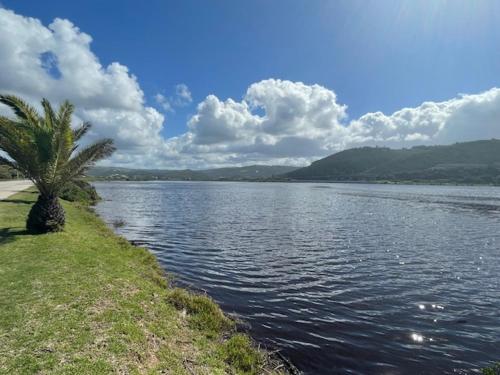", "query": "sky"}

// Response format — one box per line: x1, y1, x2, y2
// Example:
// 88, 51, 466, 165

1, 0, 500, 168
